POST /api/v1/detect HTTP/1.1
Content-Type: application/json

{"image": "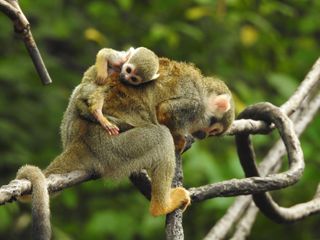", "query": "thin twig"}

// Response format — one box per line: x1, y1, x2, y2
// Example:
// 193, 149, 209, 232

0, 0, 52, 85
